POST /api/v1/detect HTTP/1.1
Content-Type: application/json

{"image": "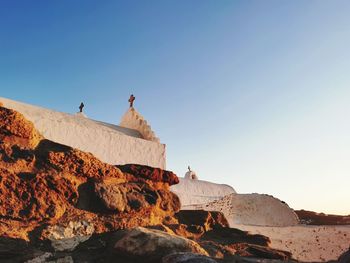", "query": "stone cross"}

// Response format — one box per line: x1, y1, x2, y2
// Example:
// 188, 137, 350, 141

128, 94, 135, 108
79, 102, 84, 113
